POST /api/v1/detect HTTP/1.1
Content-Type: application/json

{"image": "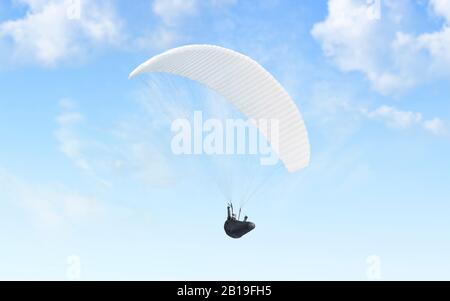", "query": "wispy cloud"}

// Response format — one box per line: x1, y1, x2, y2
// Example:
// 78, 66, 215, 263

152, 0, 199, 26
0, 167, 104, 228
423, 117, 448, 135
139, 0, 238, 50
151, 0, 238, 26
306, 81, 448, 137
133, 0, 198, 51
363, 105, 447, 135
364, 105, 423, 129
55, 96, 178, 188
55, 99, 93, 173
135, 26, 182, 51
